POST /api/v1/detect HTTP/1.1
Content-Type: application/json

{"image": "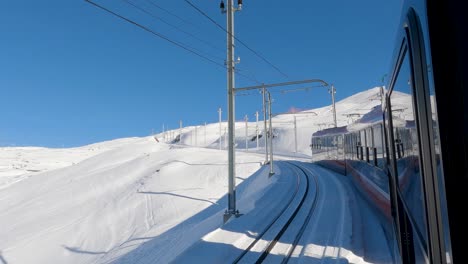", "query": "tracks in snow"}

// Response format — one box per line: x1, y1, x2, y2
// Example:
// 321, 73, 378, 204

234, 161, 320, 263
173, 161, 353, 264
